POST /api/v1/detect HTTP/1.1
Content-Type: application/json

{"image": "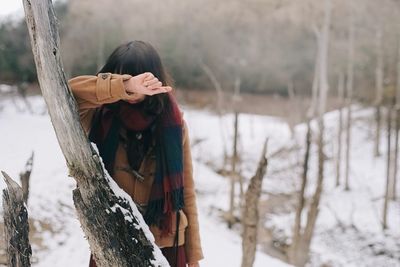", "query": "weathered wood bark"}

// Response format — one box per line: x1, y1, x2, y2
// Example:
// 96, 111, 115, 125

336, 73, 345, 187
22, 1, 168, 266
241, 140, 268, 267
383, 106, 392, 229
19, 152, 34, 205
374, 25, 384, 157
2, 171, 32, 267
344, 3, 355, 191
